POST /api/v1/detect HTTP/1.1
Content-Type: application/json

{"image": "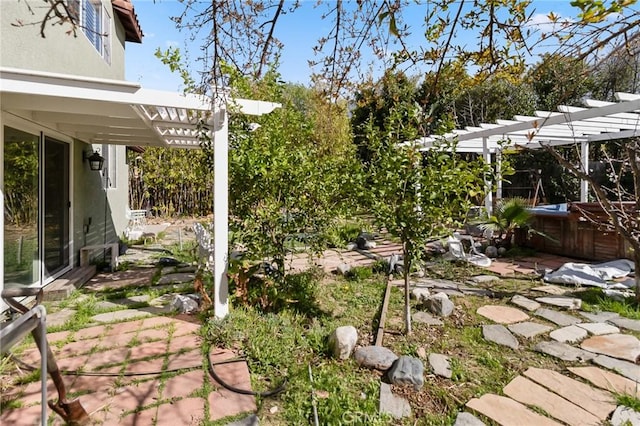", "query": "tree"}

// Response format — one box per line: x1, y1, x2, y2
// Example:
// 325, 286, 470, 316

364, 103, 489, 334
